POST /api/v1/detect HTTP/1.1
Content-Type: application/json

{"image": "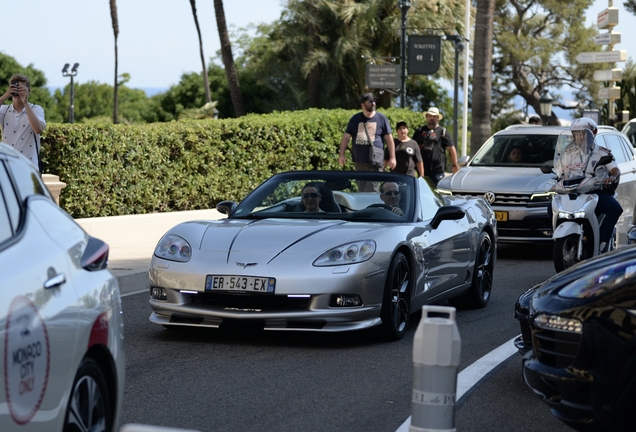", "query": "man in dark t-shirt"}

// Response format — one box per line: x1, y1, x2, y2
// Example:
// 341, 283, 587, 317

339, 92, 396, 192
385, 121, 424, 177
412, 107, 459, 186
